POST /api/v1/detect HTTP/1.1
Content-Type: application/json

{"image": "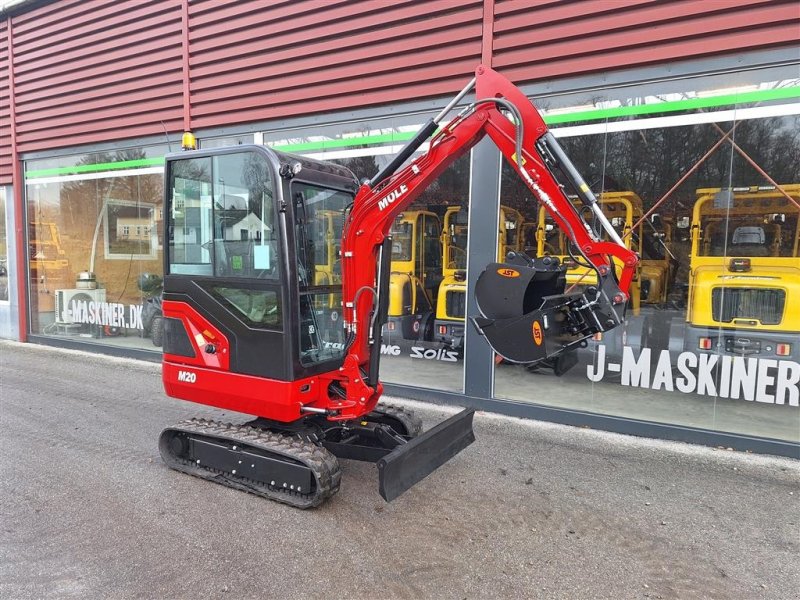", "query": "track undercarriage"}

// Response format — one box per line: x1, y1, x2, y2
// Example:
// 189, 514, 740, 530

159, 405, 474, 509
